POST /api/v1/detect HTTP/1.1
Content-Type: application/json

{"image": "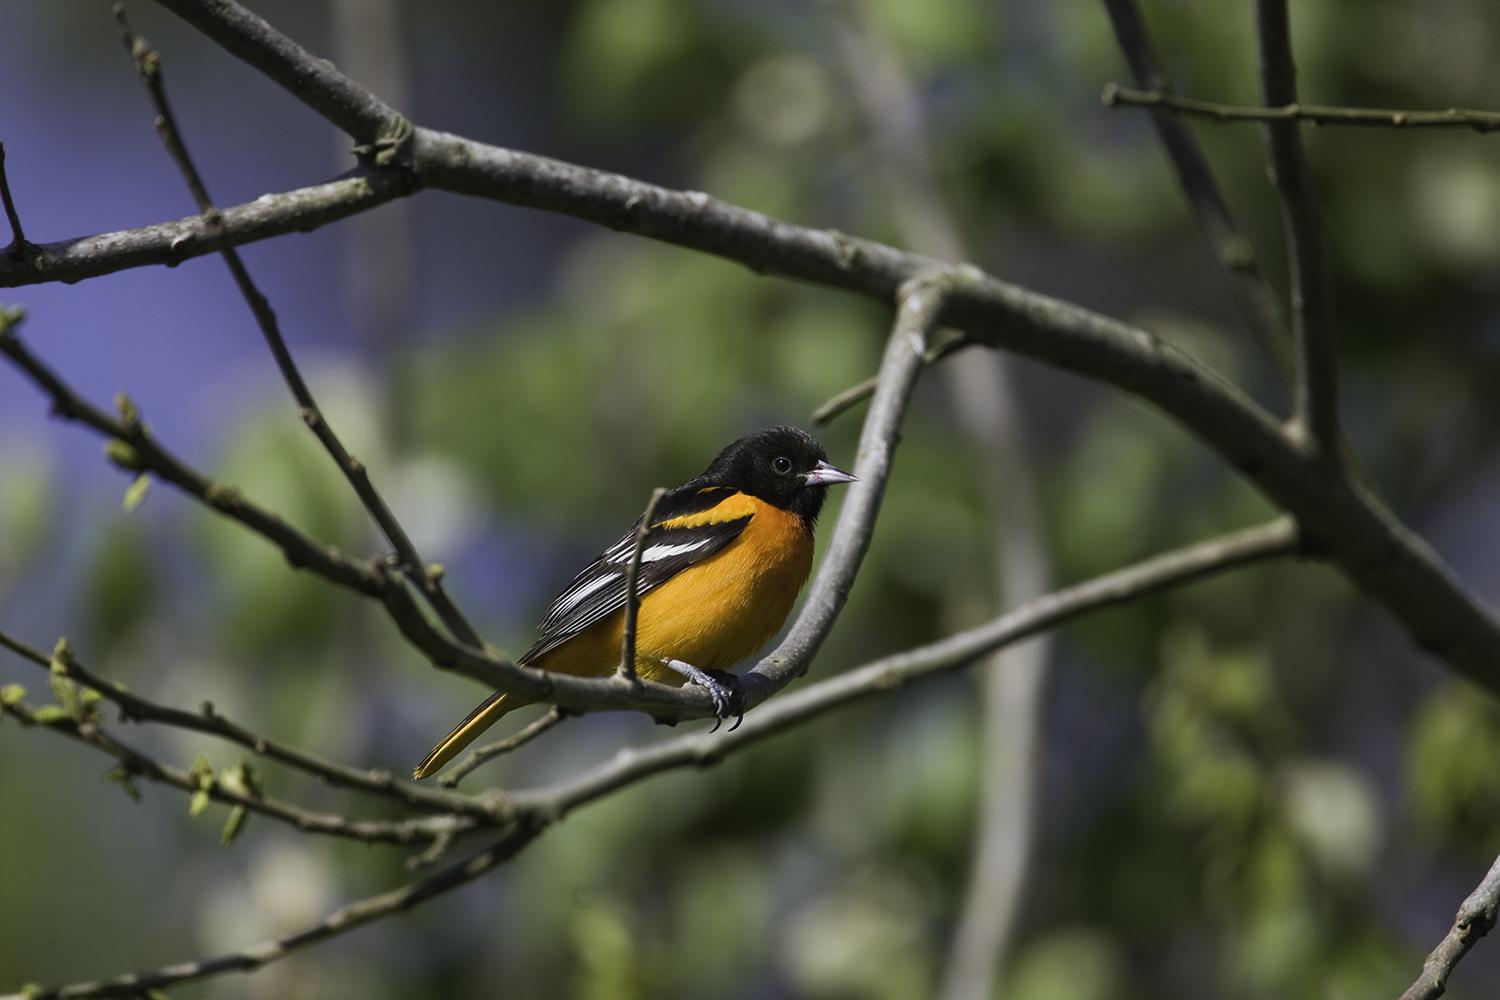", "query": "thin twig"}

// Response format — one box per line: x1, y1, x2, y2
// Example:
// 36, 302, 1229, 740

12, 823, 540, 1000
0, 309, 384, 598
0, 142, 27, 247
113, 5, 482, 649
1103, 83, 1500, 134
1254, 0, 1340, 458
812, 335, 972, 425
0, 627, 494, 820
0, 699, 465, 846
437, 706, 568, 788
618, 487, 667, 682
1400, 852, 1500, 1000
16, 519, 1295, 999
